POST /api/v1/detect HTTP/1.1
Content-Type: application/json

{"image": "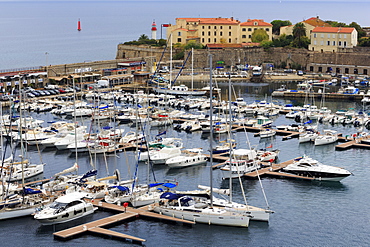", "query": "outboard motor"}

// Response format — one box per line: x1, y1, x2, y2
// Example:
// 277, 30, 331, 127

294, 114, 301, 123
185, 125, 192, 132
